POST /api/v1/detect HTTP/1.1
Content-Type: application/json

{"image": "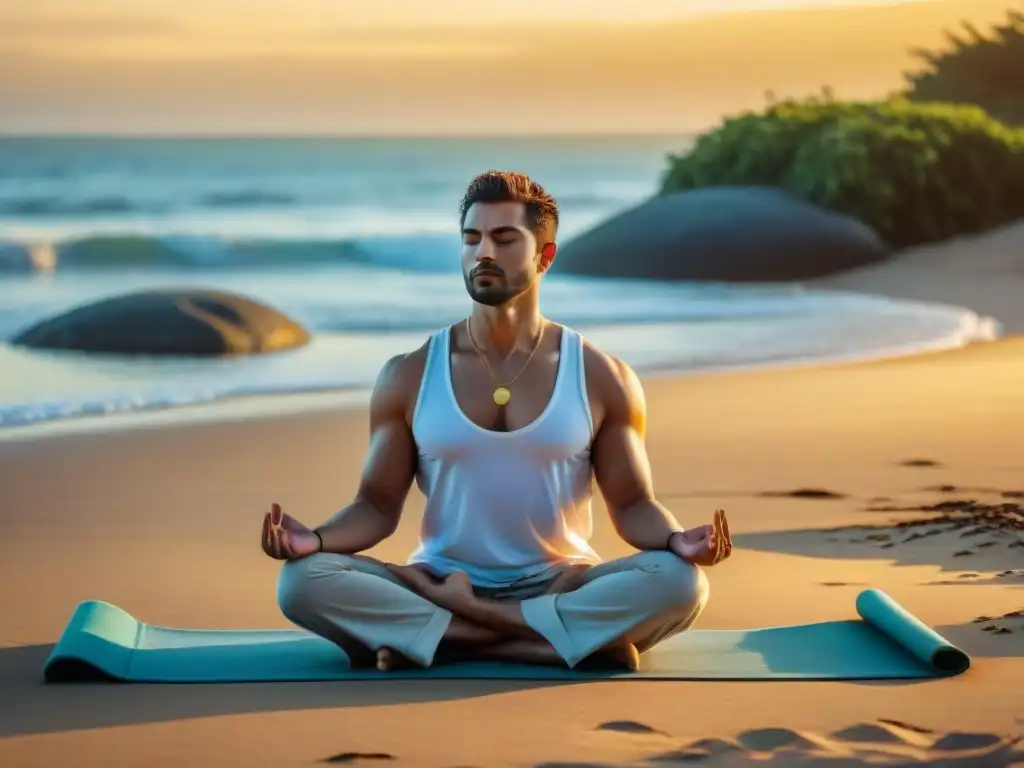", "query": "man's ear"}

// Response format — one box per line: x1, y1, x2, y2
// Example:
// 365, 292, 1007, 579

538, 242, 557, 272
